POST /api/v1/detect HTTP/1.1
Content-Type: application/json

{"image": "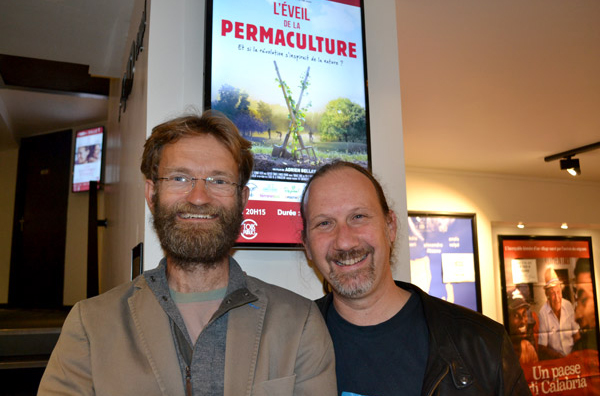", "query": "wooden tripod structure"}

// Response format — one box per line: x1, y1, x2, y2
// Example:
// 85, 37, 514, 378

271, 61, 317, 163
